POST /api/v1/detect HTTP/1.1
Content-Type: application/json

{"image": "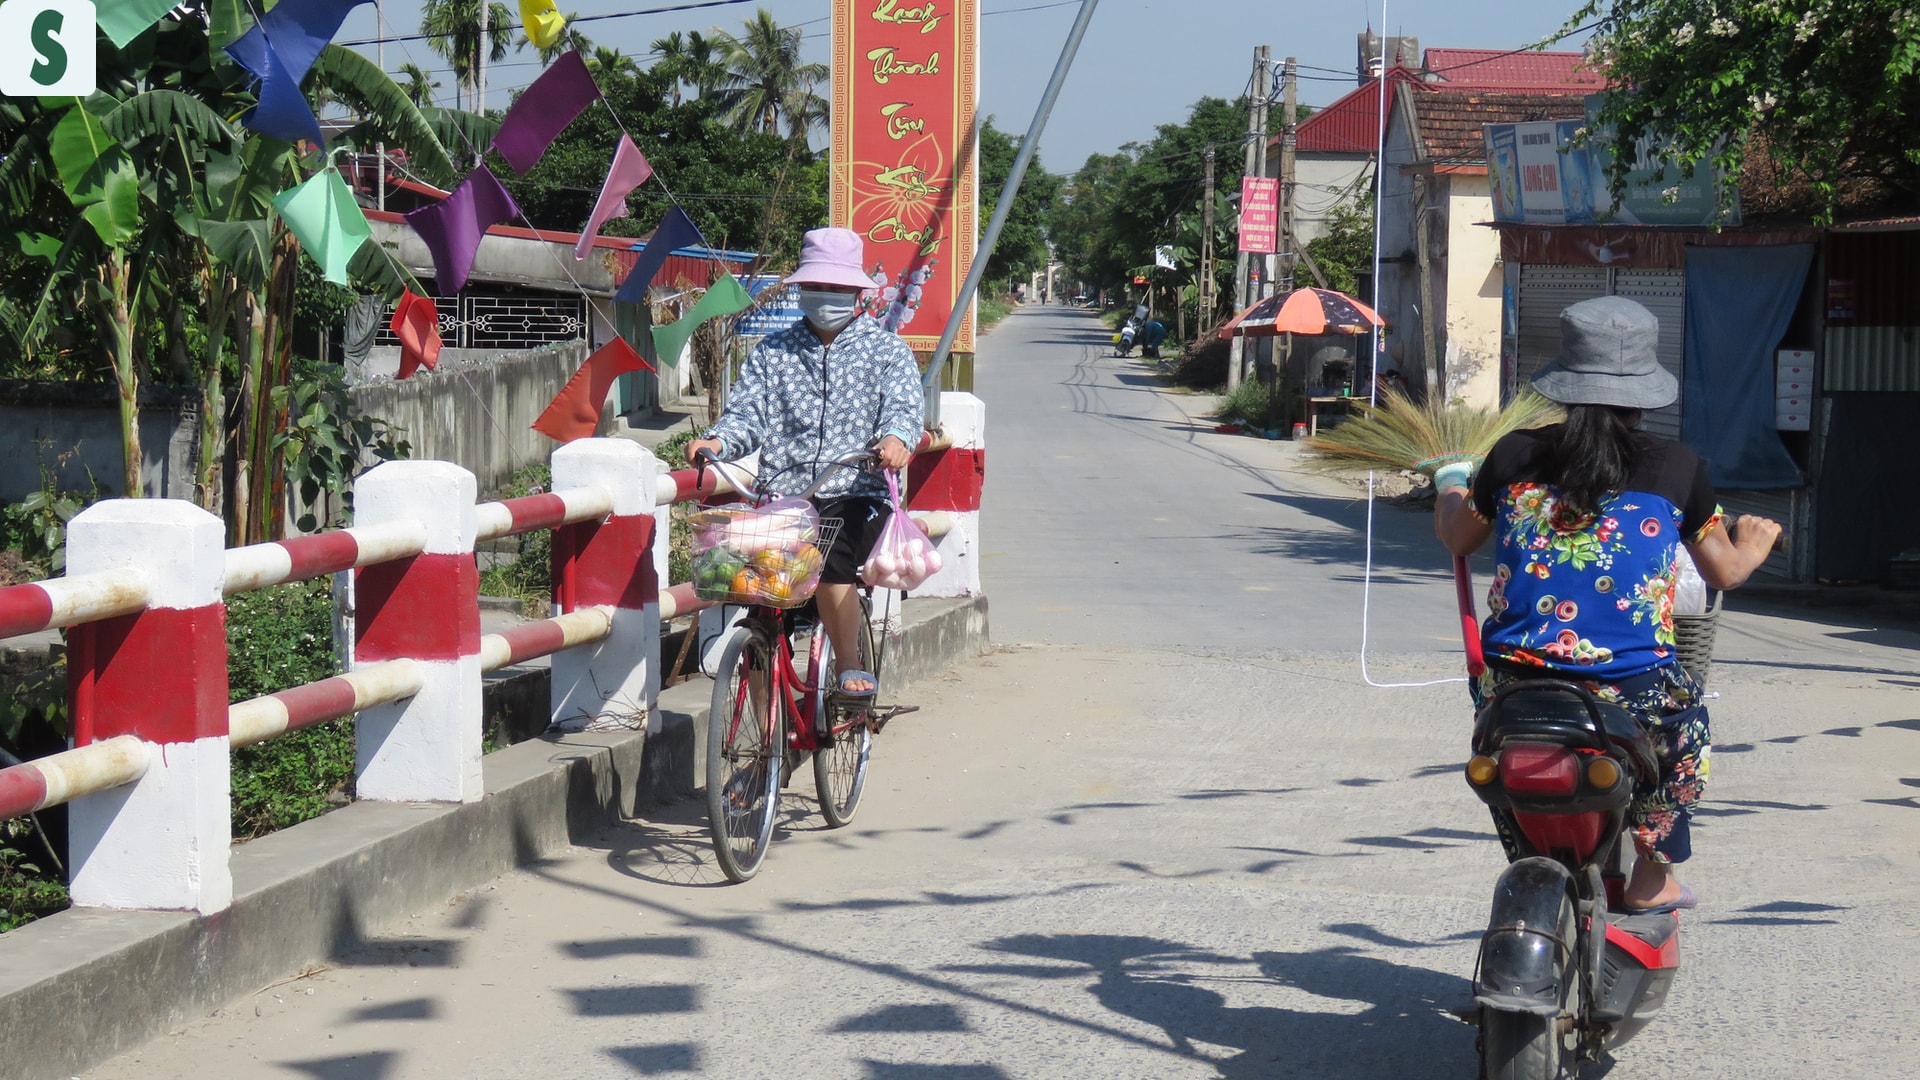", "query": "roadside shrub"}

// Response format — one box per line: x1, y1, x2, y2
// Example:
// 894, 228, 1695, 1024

0, 819, 66, 932
227, 577, 351, 839
1213, 379, 1290, 431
